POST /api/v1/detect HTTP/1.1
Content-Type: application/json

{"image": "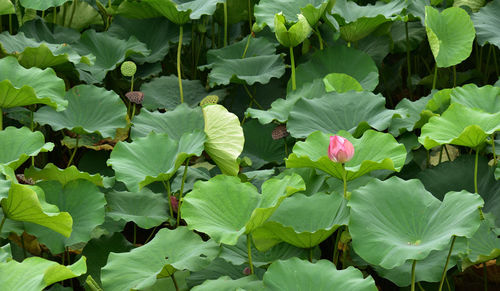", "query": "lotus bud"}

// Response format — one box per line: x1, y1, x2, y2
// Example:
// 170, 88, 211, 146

121, 61, 137, 77
328, 135, 354, 163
